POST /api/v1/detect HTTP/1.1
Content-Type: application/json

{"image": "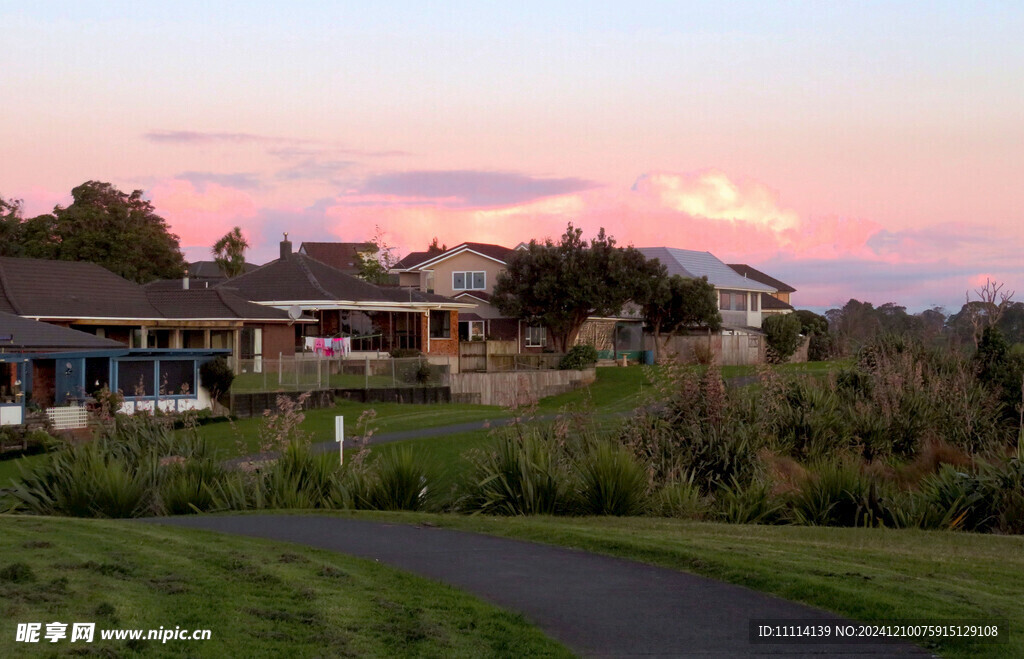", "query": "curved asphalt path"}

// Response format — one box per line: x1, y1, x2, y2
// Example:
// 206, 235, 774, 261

151, 515, 929, 657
